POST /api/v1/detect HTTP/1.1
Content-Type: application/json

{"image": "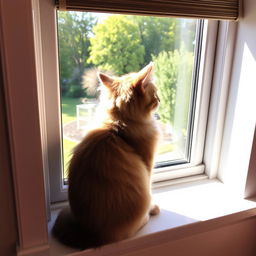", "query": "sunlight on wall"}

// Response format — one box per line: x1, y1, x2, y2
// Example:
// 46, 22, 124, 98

219, 42, 256, 197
